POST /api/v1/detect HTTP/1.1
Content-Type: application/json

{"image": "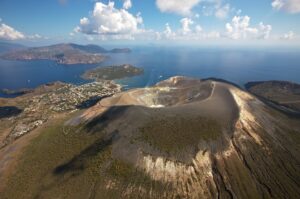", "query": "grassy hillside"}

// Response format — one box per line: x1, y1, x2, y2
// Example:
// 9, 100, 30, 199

1, 114, 157, 199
